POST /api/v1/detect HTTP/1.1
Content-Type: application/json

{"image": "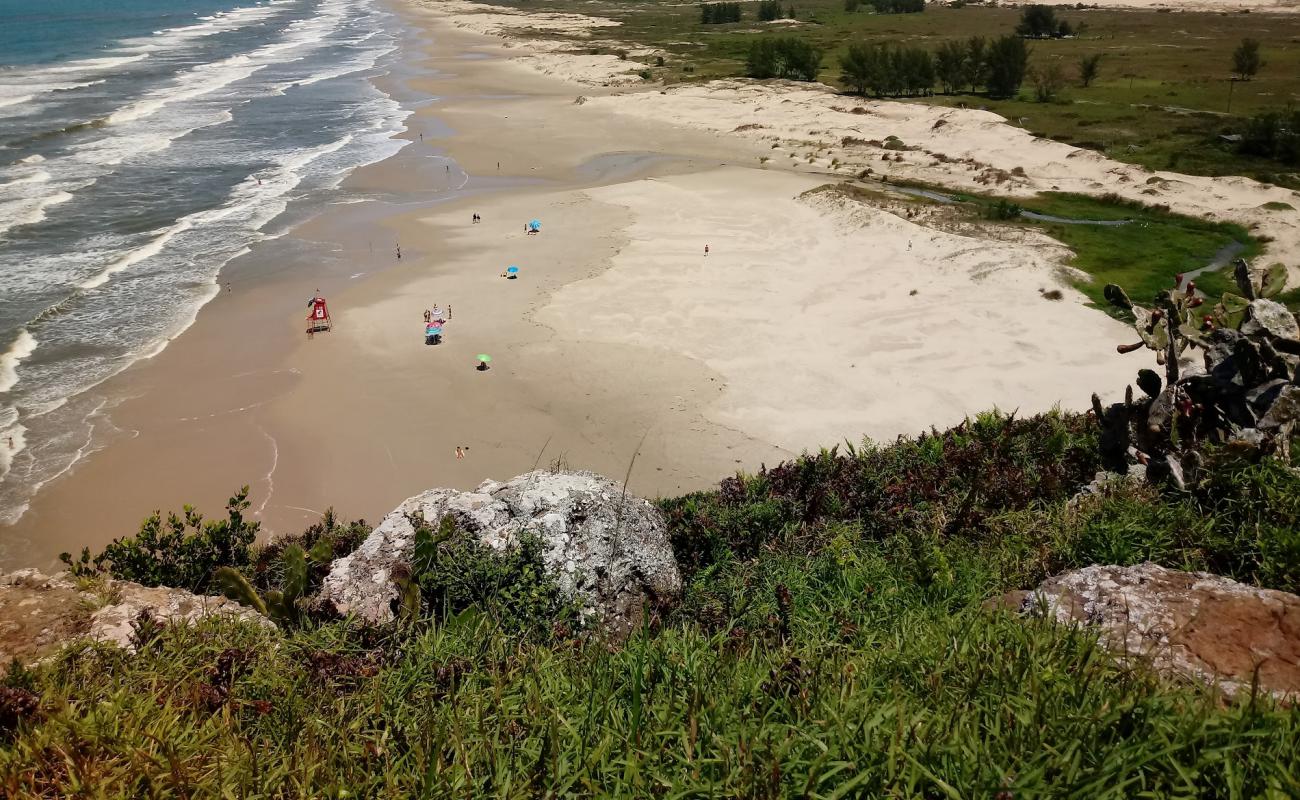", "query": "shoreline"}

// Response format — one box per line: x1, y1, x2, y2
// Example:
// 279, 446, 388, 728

4, 0, 1279, 568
